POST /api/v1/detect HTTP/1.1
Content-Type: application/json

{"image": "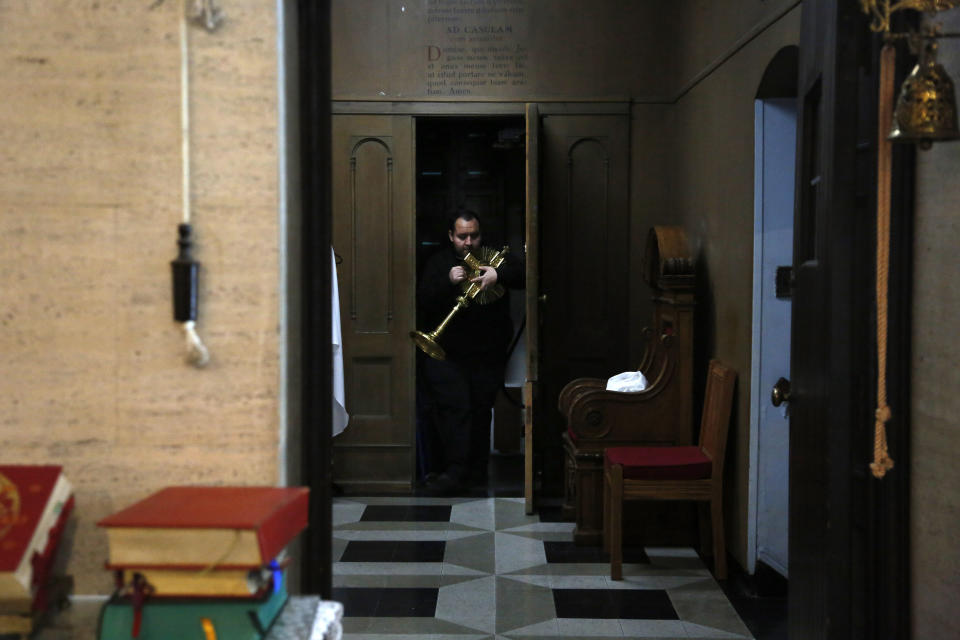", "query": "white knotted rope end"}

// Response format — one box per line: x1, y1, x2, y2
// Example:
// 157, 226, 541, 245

189, 0, 225, 32
182, 320, 210, 367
